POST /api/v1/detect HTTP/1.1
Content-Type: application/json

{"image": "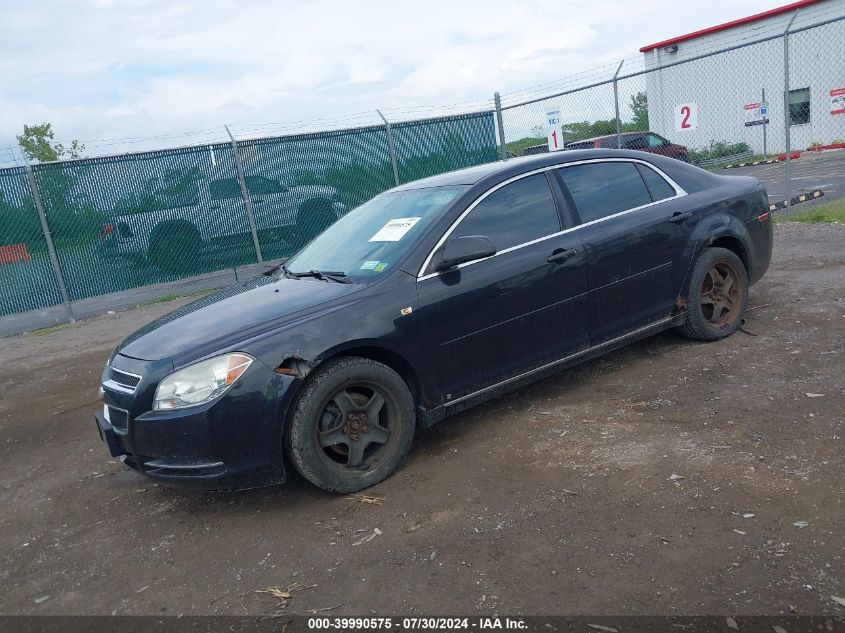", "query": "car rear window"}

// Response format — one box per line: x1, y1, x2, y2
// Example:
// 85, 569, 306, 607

209, 178, 242, 200
558, 161, 652, 223
636, 164, 676, 202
